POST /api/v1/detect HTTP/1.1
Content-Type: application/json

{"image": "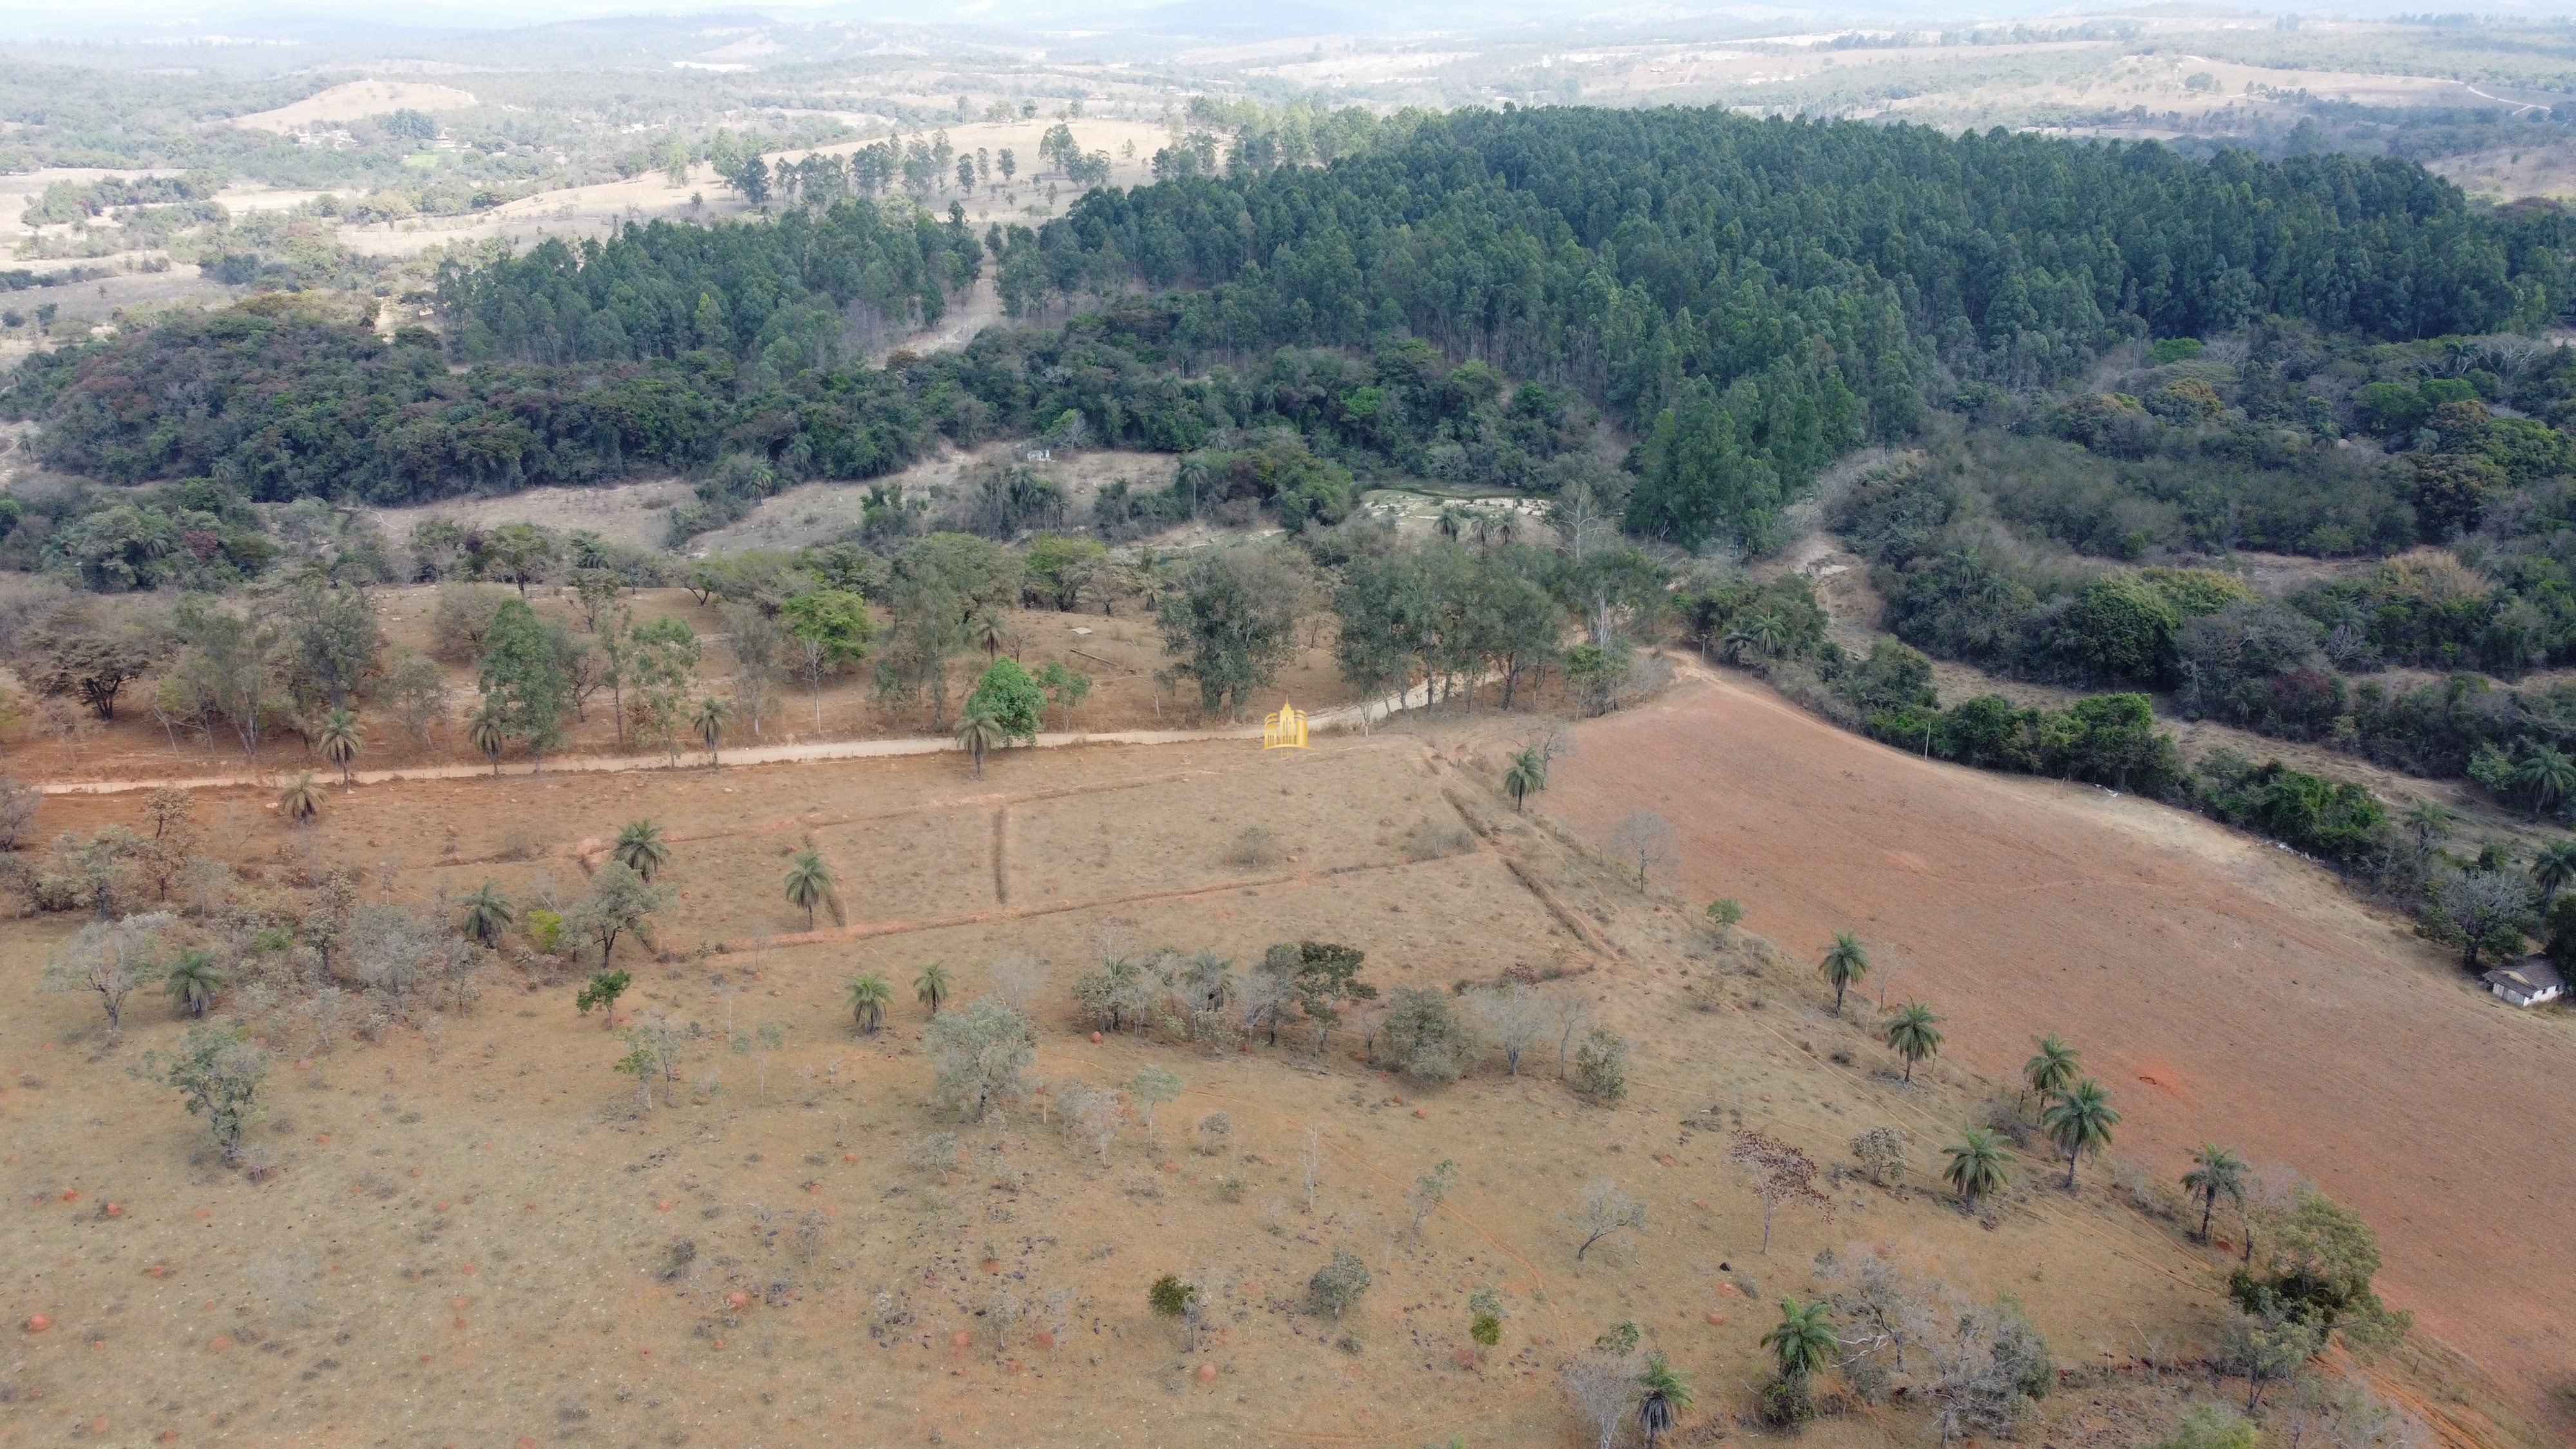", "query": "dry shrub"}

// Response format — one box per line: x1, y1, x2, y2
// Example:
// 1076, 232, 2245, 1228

1223, 827, 1283, 869
2110, 1157, 2188, 1222
1395, 818, 1473, 862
